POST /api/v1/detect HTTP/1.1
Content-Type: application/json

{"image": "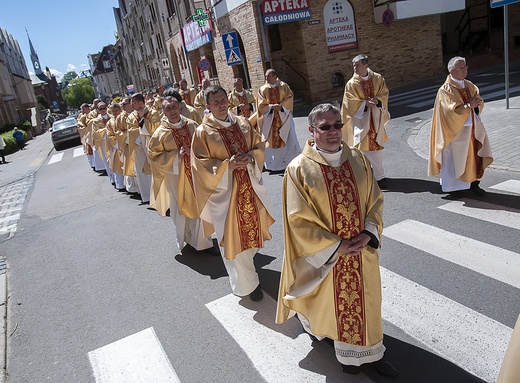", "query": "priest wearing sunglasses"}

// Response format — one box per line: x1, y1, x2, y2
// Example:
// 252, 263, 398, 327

276, 103, 397, 377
